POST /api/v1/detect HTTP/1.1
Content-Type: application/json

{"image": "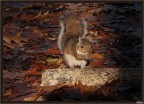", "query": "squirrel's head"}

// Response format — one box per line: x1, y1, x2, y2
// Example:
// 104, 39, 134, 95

76, 37, 92, 59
